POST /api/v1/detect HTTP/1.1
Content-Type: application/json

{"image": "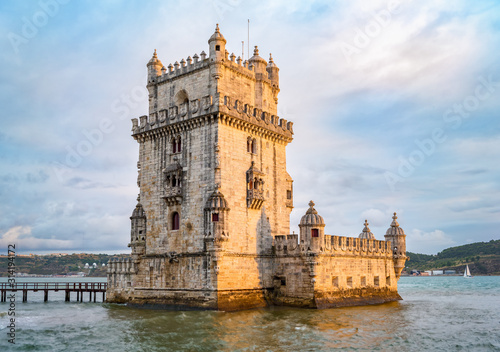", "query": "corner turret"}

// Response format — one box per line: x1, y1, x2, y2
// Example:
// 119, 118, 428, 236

147, 49, 163, 83
208, 24, 226, 61
266, 53, 279, 86
249, 46, 267, 74
129, 200, 146, 257
299, 201, 325, 252
384, 212, 407, 279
